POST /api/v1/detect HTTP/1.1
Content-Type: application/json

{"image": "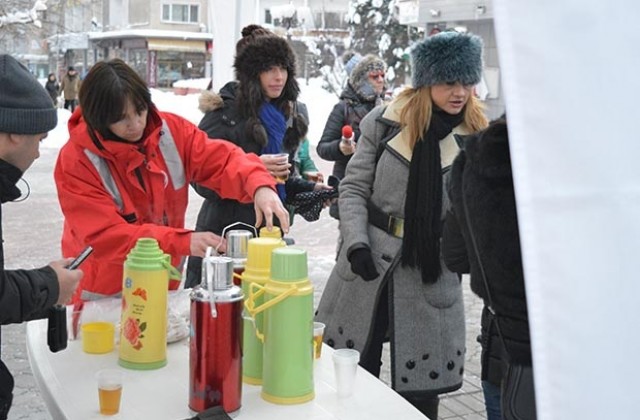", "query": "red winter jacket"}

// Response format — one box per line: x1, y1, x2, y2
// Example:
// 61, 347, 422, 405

55, 107, 275, 303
